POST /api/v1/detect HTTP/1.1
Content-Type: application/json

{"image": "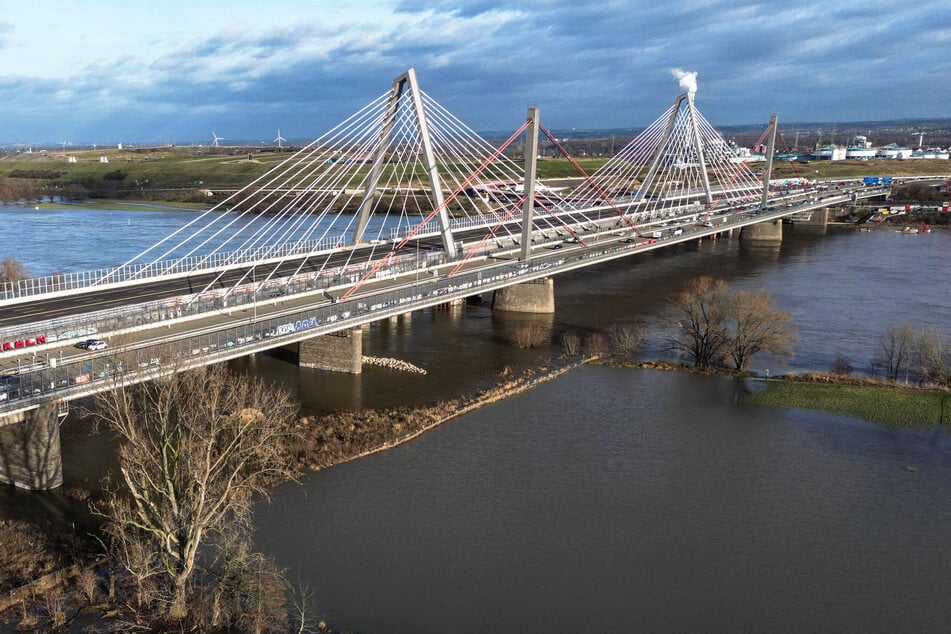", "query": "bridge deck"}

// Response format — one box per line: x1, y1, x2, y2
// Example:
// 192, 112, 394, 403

0, 182, 898, 417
